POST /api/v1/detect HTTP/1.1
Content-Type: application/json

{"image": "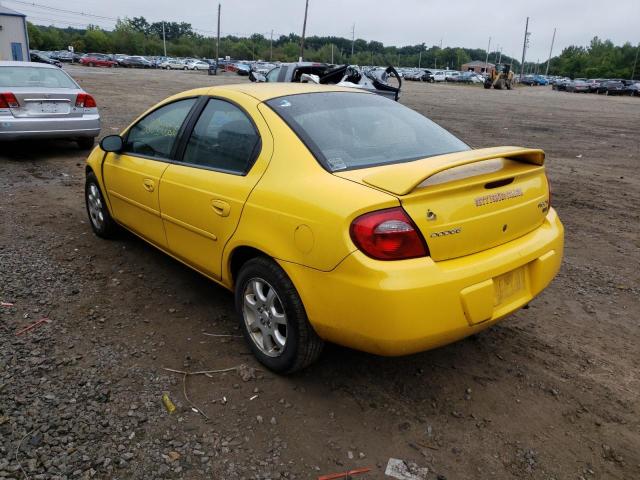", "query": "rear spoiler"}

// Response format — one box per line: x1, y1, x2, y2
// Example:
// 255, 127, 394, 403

362, 147, 545, 195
